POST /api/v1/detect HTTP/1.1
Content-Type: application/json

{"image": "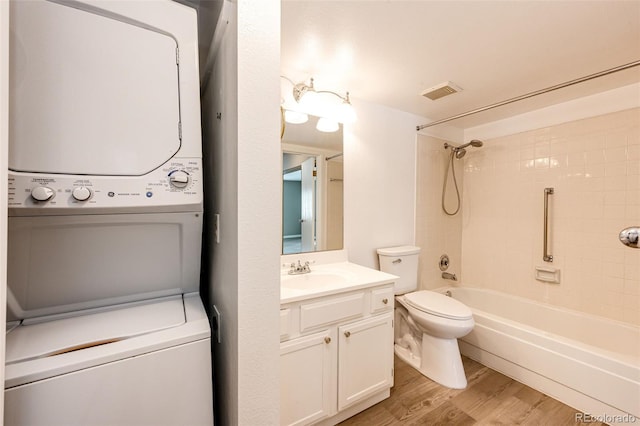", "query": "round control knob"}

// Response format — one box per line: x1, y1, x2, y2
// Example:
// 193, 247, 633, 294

169, 170, 190, 188
72, 186, 92, 201
31, 186, 55, 202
